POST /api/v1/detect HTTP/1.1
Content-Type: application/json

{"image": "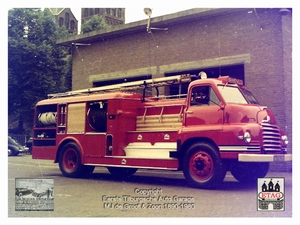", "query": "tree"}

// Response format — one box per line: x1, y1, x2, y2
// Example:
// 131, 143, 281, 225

8, 8, 71, 133
81, 15, 109, 34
